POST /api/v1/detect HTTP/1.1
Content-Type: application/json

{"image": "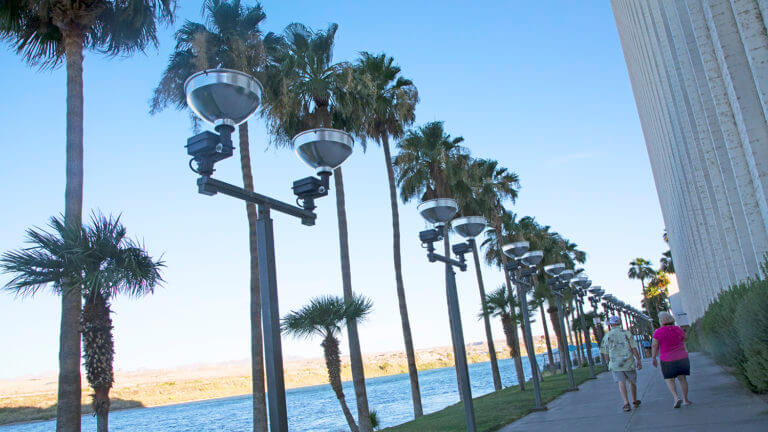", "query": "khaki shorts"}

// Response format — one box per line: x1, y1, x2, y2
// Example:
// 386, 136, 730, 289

612, 370, 637, 384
